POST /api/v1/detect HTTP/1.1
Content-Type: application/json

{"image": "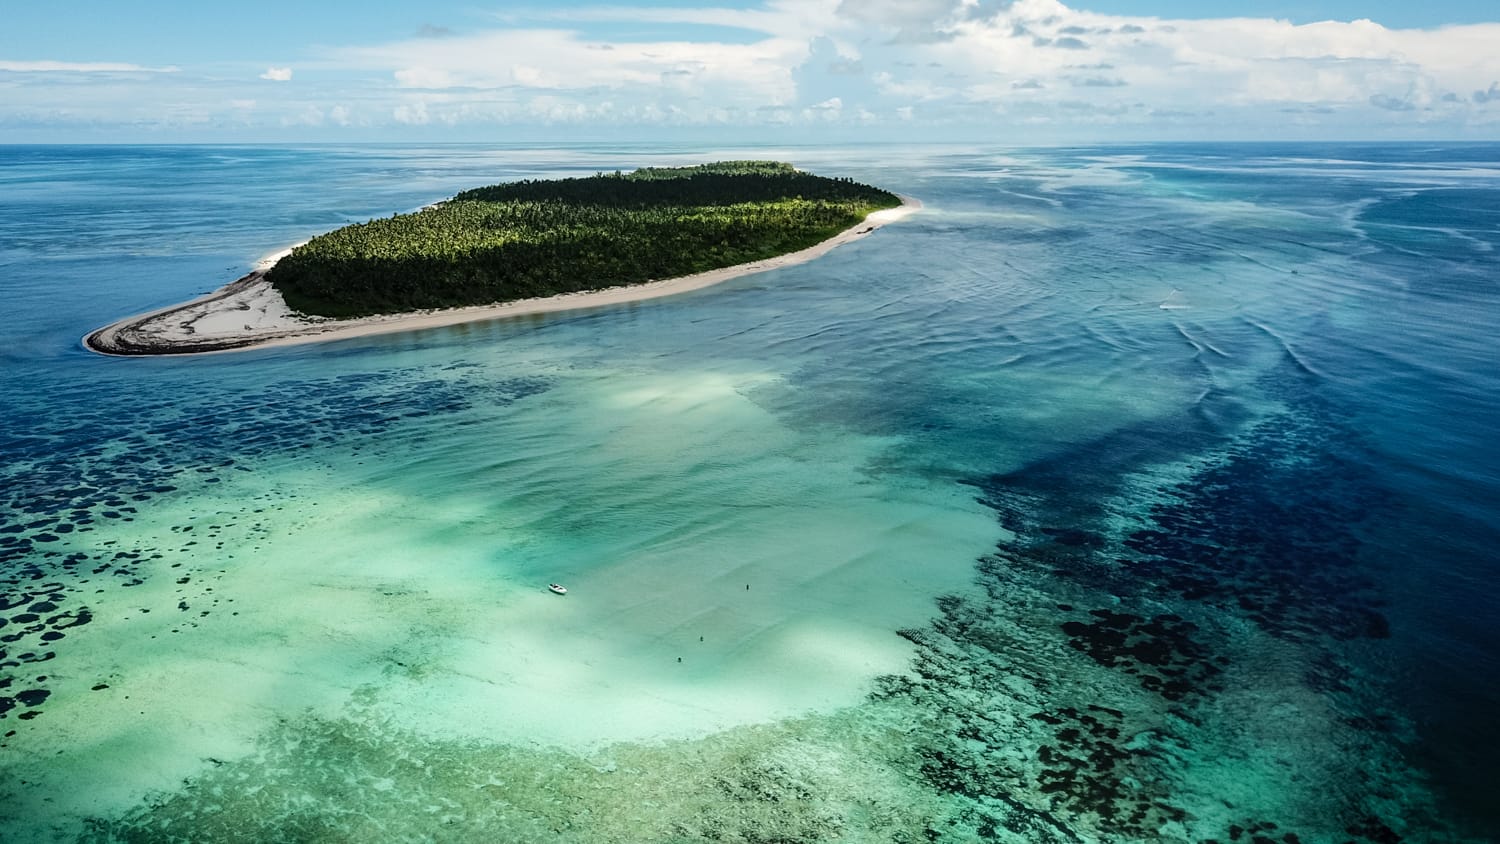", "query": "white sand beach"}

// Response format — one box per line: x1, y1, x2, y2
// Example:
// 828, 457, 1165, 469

85, 198, 921, 356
